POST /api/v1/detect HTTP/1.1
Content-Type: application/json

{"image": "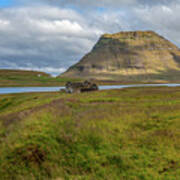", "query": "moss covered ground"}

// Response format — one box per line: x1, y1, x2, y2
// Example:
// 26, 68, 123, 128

0, 87, 180, 179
